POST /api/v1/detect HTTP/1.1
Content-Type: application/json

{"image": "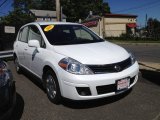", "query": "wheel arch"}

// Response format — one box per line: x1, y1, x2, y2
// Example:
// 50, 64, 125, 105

42, 64, 63, 96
